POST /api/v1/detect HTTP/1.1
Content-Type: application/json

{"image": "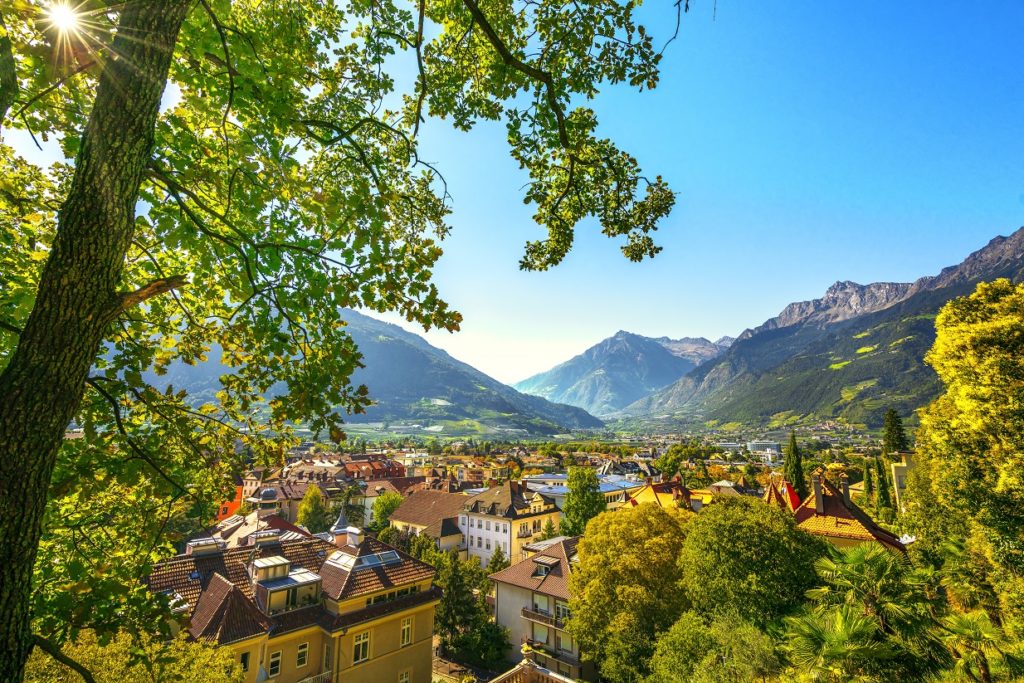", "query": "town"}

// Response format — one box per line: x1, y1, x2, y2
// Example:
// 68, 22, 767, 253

138, 415, 920, 683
